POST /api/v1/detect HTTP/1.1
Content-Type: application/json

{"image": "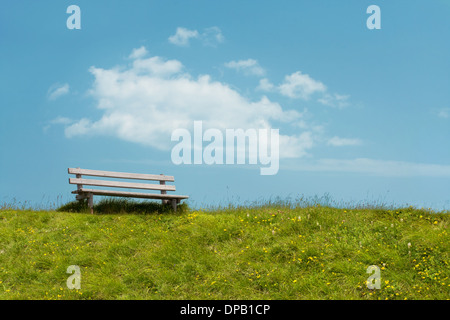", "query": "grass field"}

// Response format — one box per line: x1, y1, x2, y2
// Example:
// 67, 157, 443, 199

0, 199, 448, 300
